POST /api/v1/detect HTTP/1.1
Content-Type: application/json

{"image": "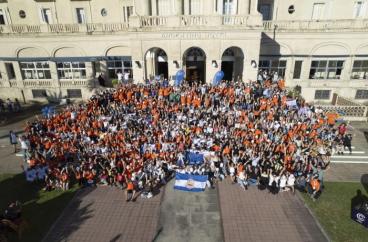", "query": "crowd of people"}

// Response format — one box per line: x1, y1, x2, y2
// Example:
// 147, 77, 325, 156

18, 74, 345, 202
